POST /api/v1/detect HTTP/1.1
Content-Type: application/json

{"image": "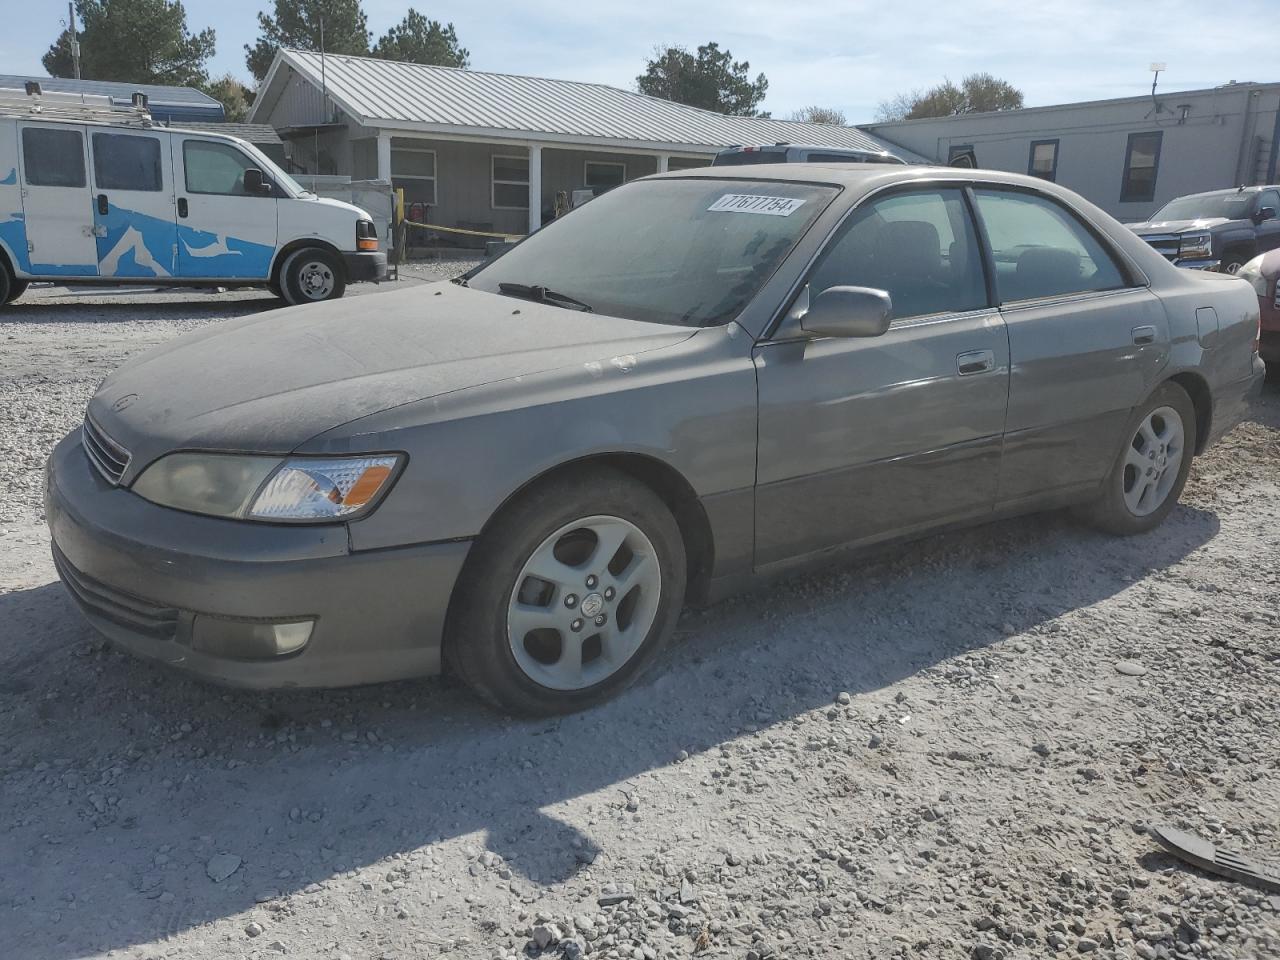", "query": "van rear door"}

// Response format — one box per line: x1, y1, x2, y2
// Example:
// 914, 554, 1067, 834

15, 123, 98, 276
89, 129, 177, 278
172, 136, 277, 279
